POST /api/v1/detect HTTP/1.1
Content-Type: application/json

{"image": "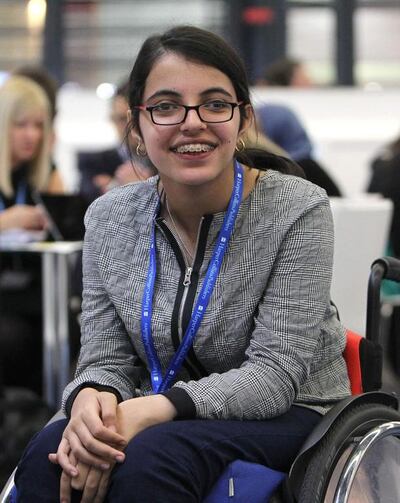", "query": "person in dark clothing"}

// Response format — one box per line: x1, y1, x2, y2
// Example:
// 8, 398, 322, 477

78, 81, 156, 204
298, 158, 342, 197
368, 136, 400, 256
256, 103, 342, 196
